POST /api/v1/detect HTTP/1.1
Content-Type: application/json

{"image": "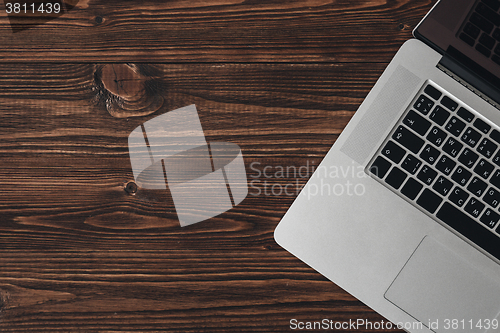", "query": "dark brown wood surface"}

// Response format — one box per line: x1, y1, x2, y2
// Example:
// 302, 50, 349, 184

0, 1, 436, 332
